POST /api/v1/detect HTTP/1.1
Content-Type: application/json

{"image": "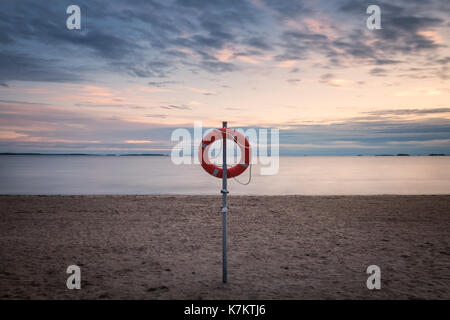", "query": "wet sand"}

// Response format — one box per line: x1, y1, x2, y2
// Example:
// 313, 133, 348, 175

0, 195, 449, 299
